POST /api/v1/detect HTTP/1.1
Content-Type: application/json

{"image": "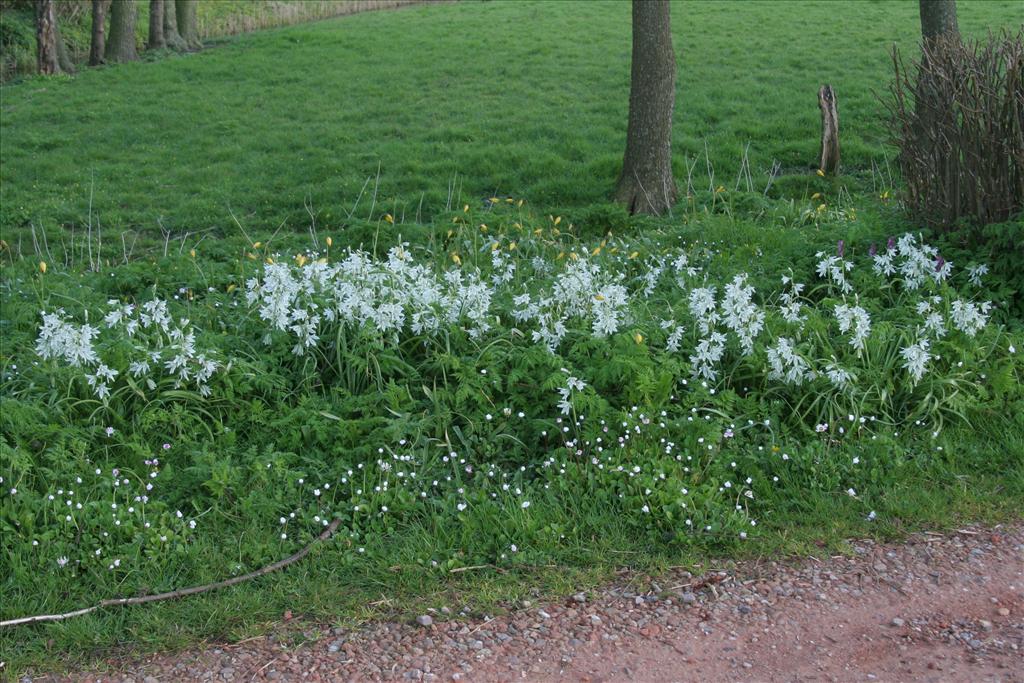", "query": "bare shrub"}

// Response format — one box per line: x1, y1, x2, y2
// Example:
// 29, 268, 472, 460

886, 30, 1023, 231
